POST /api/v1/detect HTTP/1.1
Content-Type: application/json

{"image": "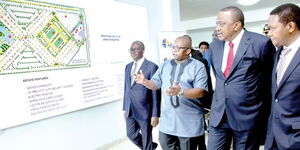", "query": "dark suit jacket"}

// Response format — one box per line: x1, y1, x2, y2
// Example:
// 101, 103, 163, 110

123, 59, 161, 121
209, 30, 275, 131
265, 46, 300, 149
191, 49, 203, 61
191, 50, 213, 109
